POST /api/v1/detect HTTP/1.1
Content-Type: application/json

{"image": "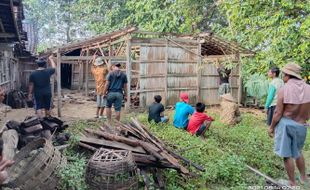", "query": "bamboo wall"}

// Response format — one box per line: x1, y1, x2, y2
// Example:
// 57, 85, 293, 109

200, 63, 239, 105
135, 39, 200, 107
